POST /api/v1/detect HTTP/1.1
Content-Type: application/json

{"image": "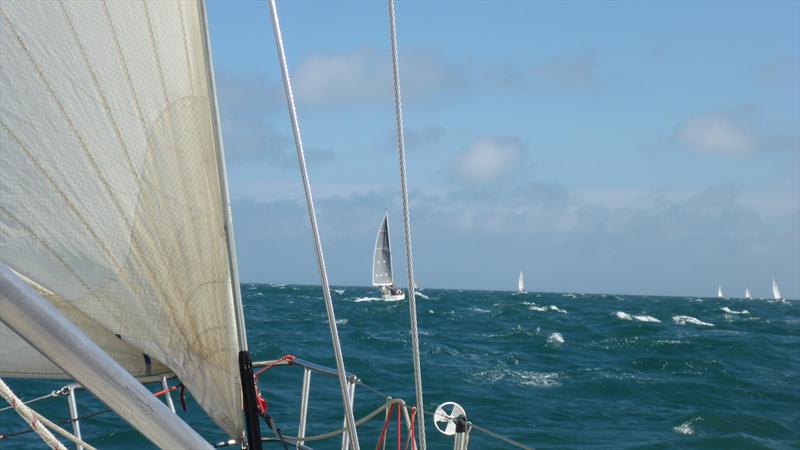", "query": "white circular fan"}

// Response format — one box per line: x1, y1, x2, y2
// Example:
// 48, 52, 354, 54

433, 402, 466, 436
